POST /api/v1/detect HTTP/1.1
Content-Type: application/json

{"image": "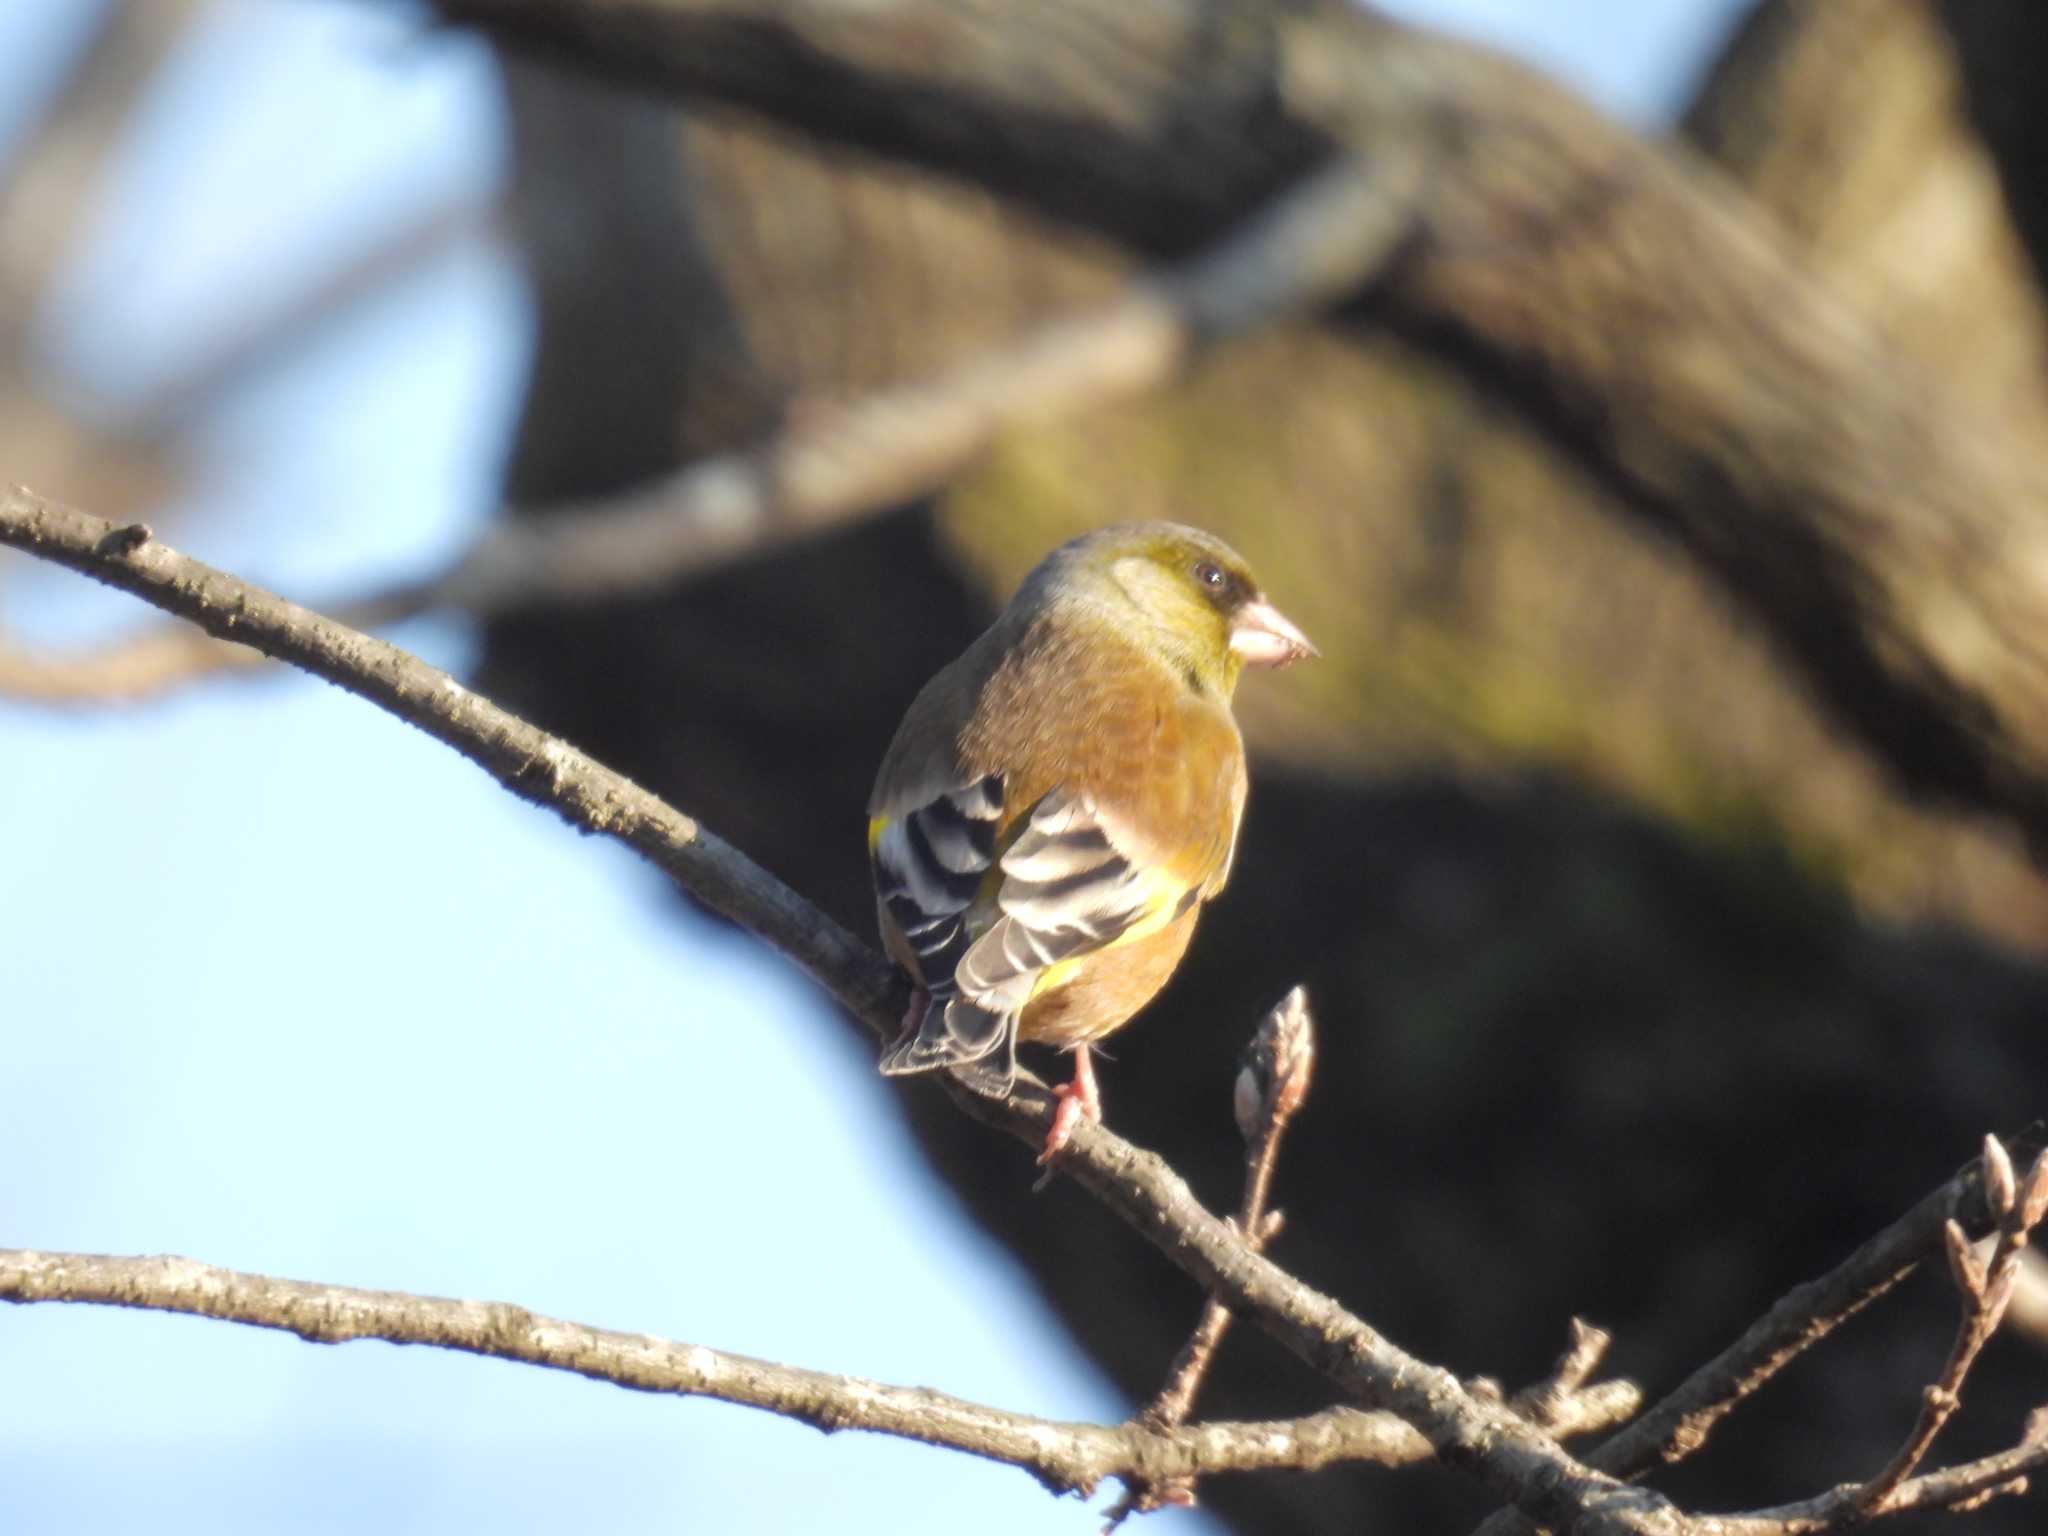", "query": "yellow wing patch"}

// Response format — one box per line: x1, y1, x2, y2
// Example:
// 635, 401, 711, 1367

1027, 864, 1191, 999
